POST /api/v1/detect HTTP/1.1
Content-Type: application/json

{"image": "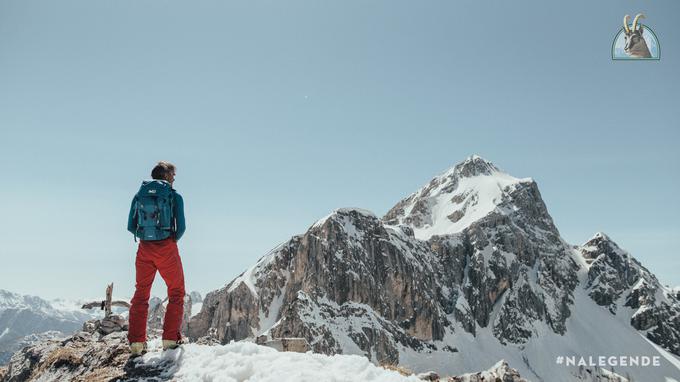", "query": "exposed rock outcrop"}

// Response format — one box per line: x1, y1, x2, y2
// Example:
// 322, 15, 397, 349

2, 331, 132, 382
186, 156, 680, 381
582, 233, 680, 355
448, 360, 527, 382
